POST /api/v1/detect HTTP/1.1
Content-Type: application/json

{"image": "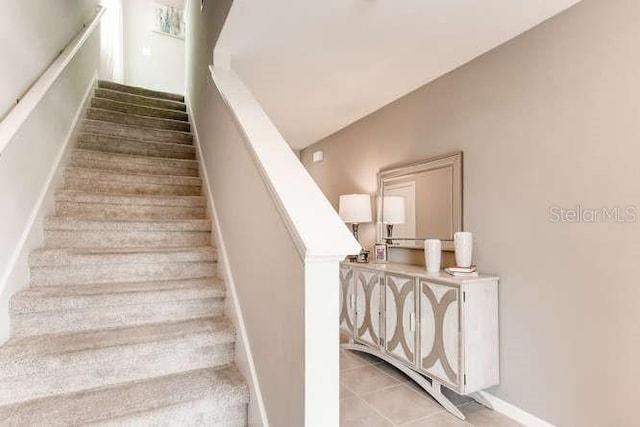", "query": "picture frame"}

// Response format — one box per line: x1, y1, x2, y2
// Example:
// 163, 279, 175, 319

373, 243, 388, 263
